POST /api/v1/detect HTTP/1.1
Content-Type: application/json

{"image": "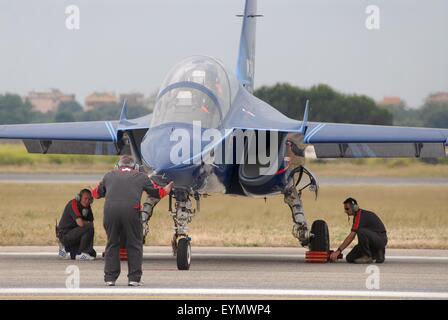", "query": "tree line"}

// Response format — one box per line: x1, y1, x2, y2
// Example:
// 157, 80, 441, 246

254, 83, 448, 128
0, 95, 150, 125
